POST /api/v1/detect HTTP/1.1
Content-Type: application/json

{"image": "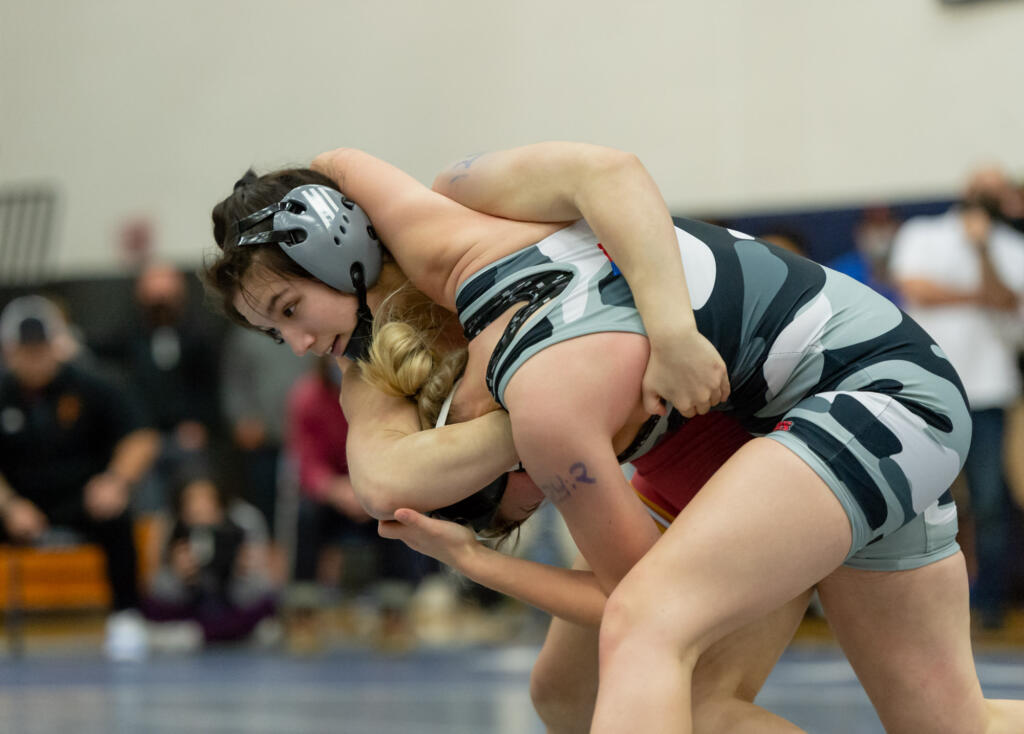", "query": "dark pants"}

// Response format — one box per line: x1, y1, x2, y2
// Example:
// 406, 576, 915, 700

964, 408, 1012, 622
239, 446, 281, 535
1, 499, 140, 612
